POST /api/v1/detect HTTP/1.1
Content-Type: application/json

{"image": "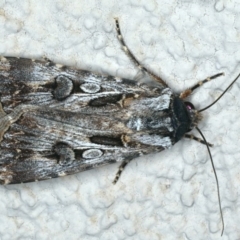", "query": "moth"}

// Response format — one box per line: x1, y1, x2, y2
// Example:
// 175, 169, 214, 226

0, 18, 239, 235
